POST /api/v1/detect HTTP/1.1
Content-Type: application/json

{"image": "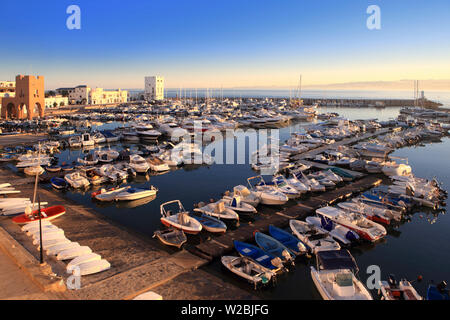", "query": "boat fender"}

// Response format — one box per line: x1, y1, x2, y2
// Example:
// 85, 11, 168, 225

281, 249, 291, 261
